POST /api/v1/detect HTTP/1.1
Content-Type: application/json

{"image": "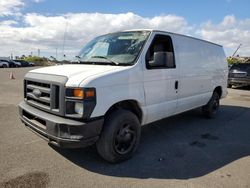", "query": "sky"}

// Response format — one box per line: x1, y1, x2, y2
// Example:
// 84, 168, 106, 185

0, 0, 250, 59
